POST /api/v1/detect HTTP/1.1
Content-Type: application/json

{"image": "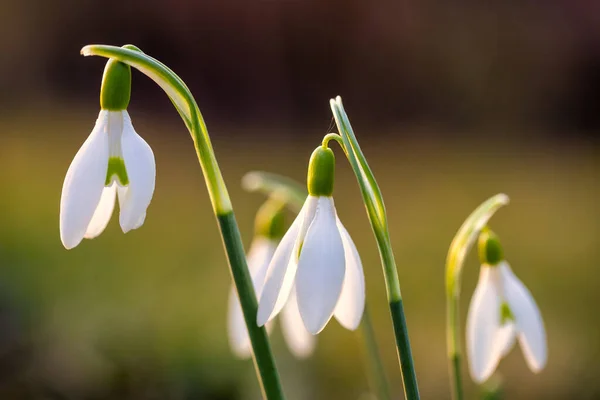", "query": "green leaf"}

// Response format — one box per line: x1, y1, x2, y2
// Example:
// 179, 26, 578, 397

446, 194, 510, 295
241, 171, 307, 212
